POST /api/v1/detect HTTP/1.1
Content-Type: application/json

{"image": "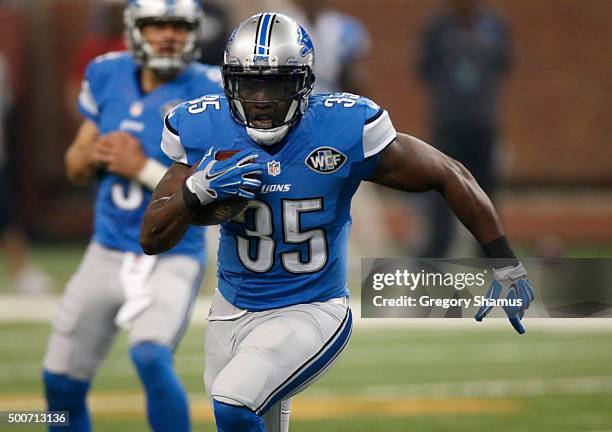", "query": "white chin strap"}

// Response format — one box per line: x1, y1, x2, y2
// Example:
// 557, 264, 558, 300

246, 125, 290, 146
